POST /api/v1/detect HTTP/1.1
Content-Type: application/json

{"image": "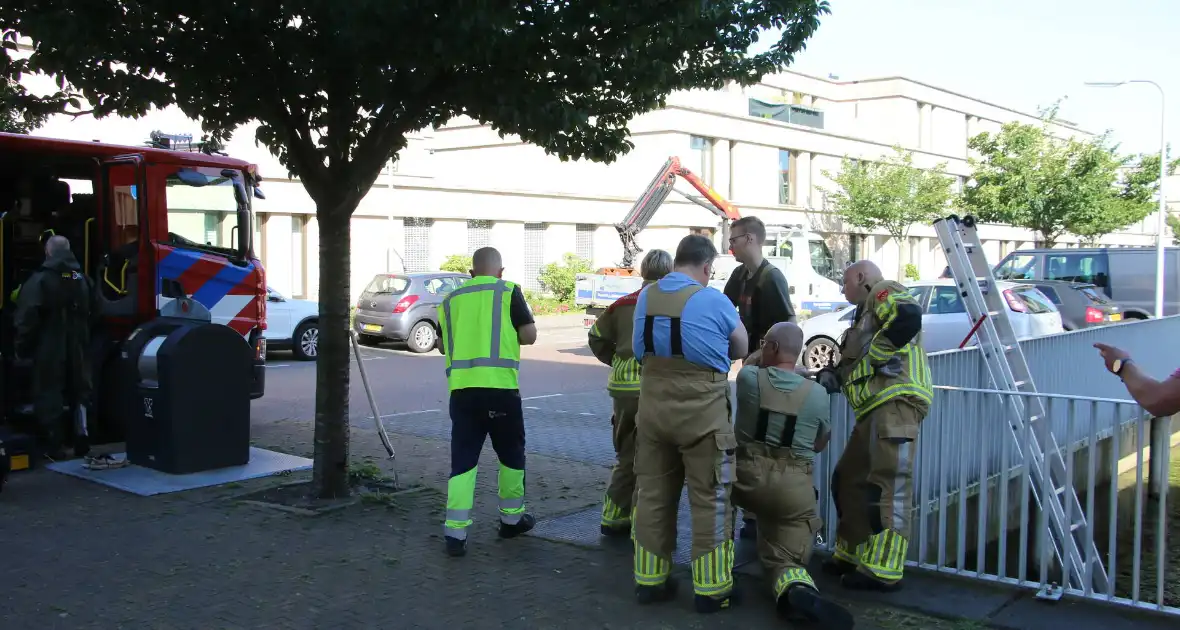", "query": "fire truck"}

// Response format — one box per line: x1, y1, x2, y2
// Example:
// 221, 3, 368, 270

0, 131, 268, 461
